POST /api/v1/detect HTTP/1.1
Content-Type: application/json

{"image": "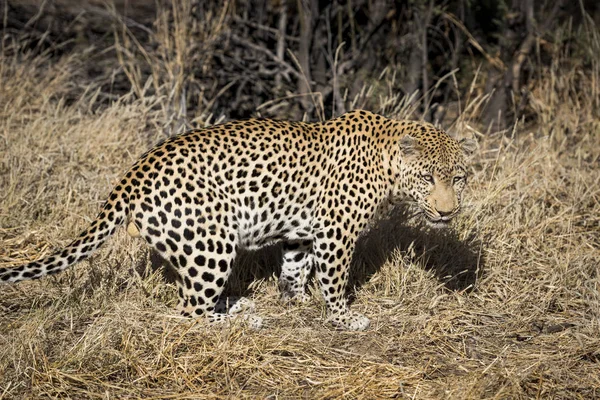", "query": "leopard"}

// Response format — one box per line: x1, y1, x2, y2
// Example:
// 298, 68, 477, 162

0, 110, 476, 330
